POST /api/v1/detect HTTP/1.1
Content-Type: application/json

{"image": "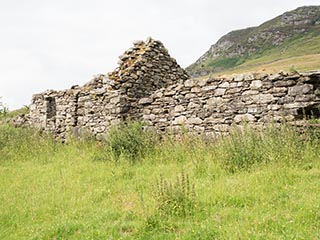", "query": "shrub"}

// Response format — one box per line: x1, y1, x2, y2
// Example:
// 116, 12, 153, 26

152, 171, 196, 218
0, 97, 8, 117
107, 121, 154, 162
